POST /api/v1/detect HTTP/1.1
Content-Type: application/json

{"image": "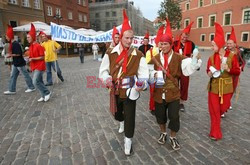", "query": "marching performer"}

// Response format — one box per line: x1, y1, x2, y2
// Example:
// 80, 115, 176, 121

207, 23, 240, 140
145, 25, 164, 114
149, 20, 202, 150
27, 24, 51, 102
99, 9, 148, 155
110, 26, 120, 48
173, 22, 195, 112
